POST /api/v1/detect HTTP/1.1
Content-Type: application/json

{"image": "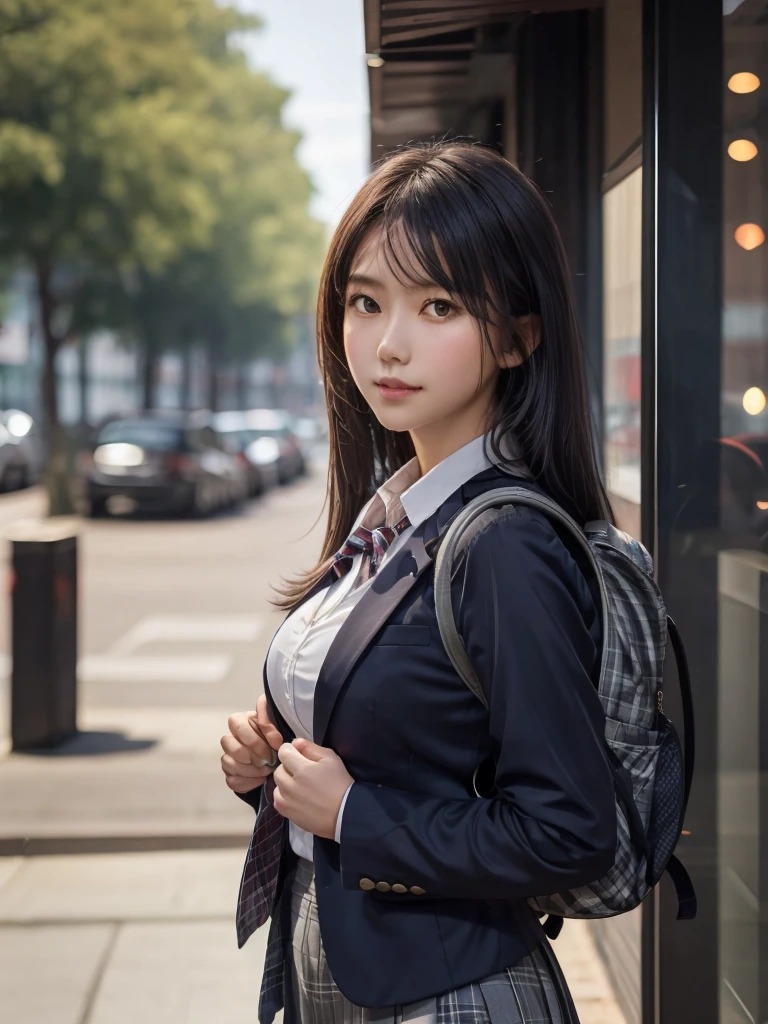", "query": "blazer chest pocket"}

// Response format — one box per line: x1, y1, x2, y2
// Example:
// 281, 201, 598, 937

376, 624, 431, 646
